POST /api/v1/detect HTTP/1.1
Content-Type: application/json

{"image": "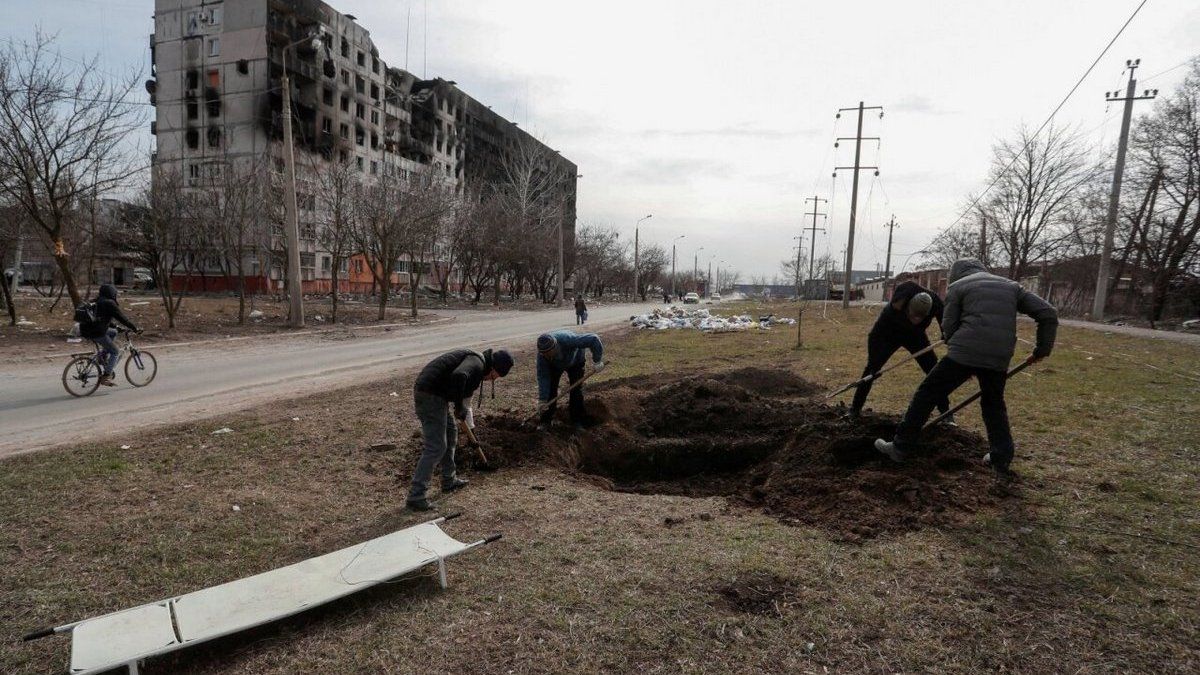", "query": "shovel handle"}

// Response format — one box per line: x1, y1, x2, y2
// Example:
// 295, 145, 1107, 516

528, 366, 599, 422
825, 340, 944, 400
